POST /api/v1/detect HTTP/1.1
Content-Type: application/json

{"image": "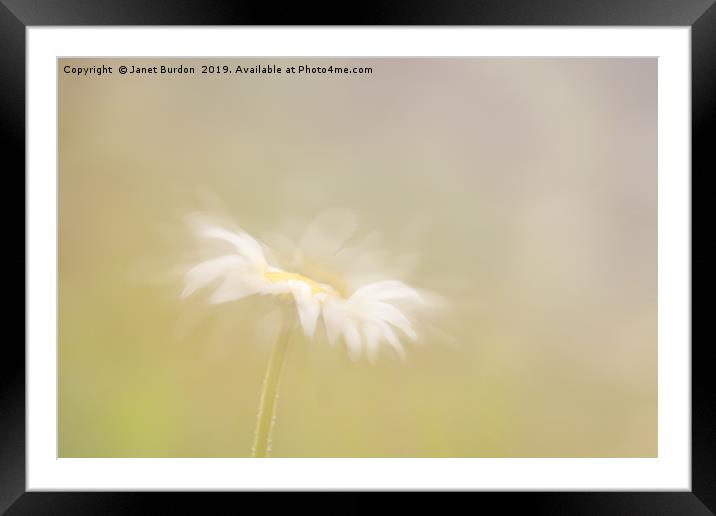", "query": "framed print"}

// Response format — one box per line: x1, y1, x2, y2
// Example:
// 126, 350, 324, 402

3, 0, 709, 513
